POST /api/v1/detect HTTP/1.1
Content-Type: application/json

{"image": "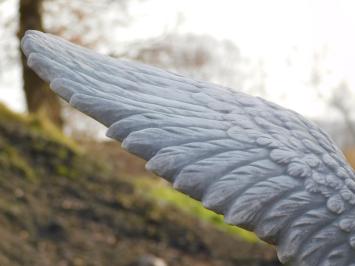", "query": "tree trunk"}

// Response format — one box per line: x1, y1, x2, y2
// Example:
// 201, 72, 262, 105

18, 0, 63, 128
